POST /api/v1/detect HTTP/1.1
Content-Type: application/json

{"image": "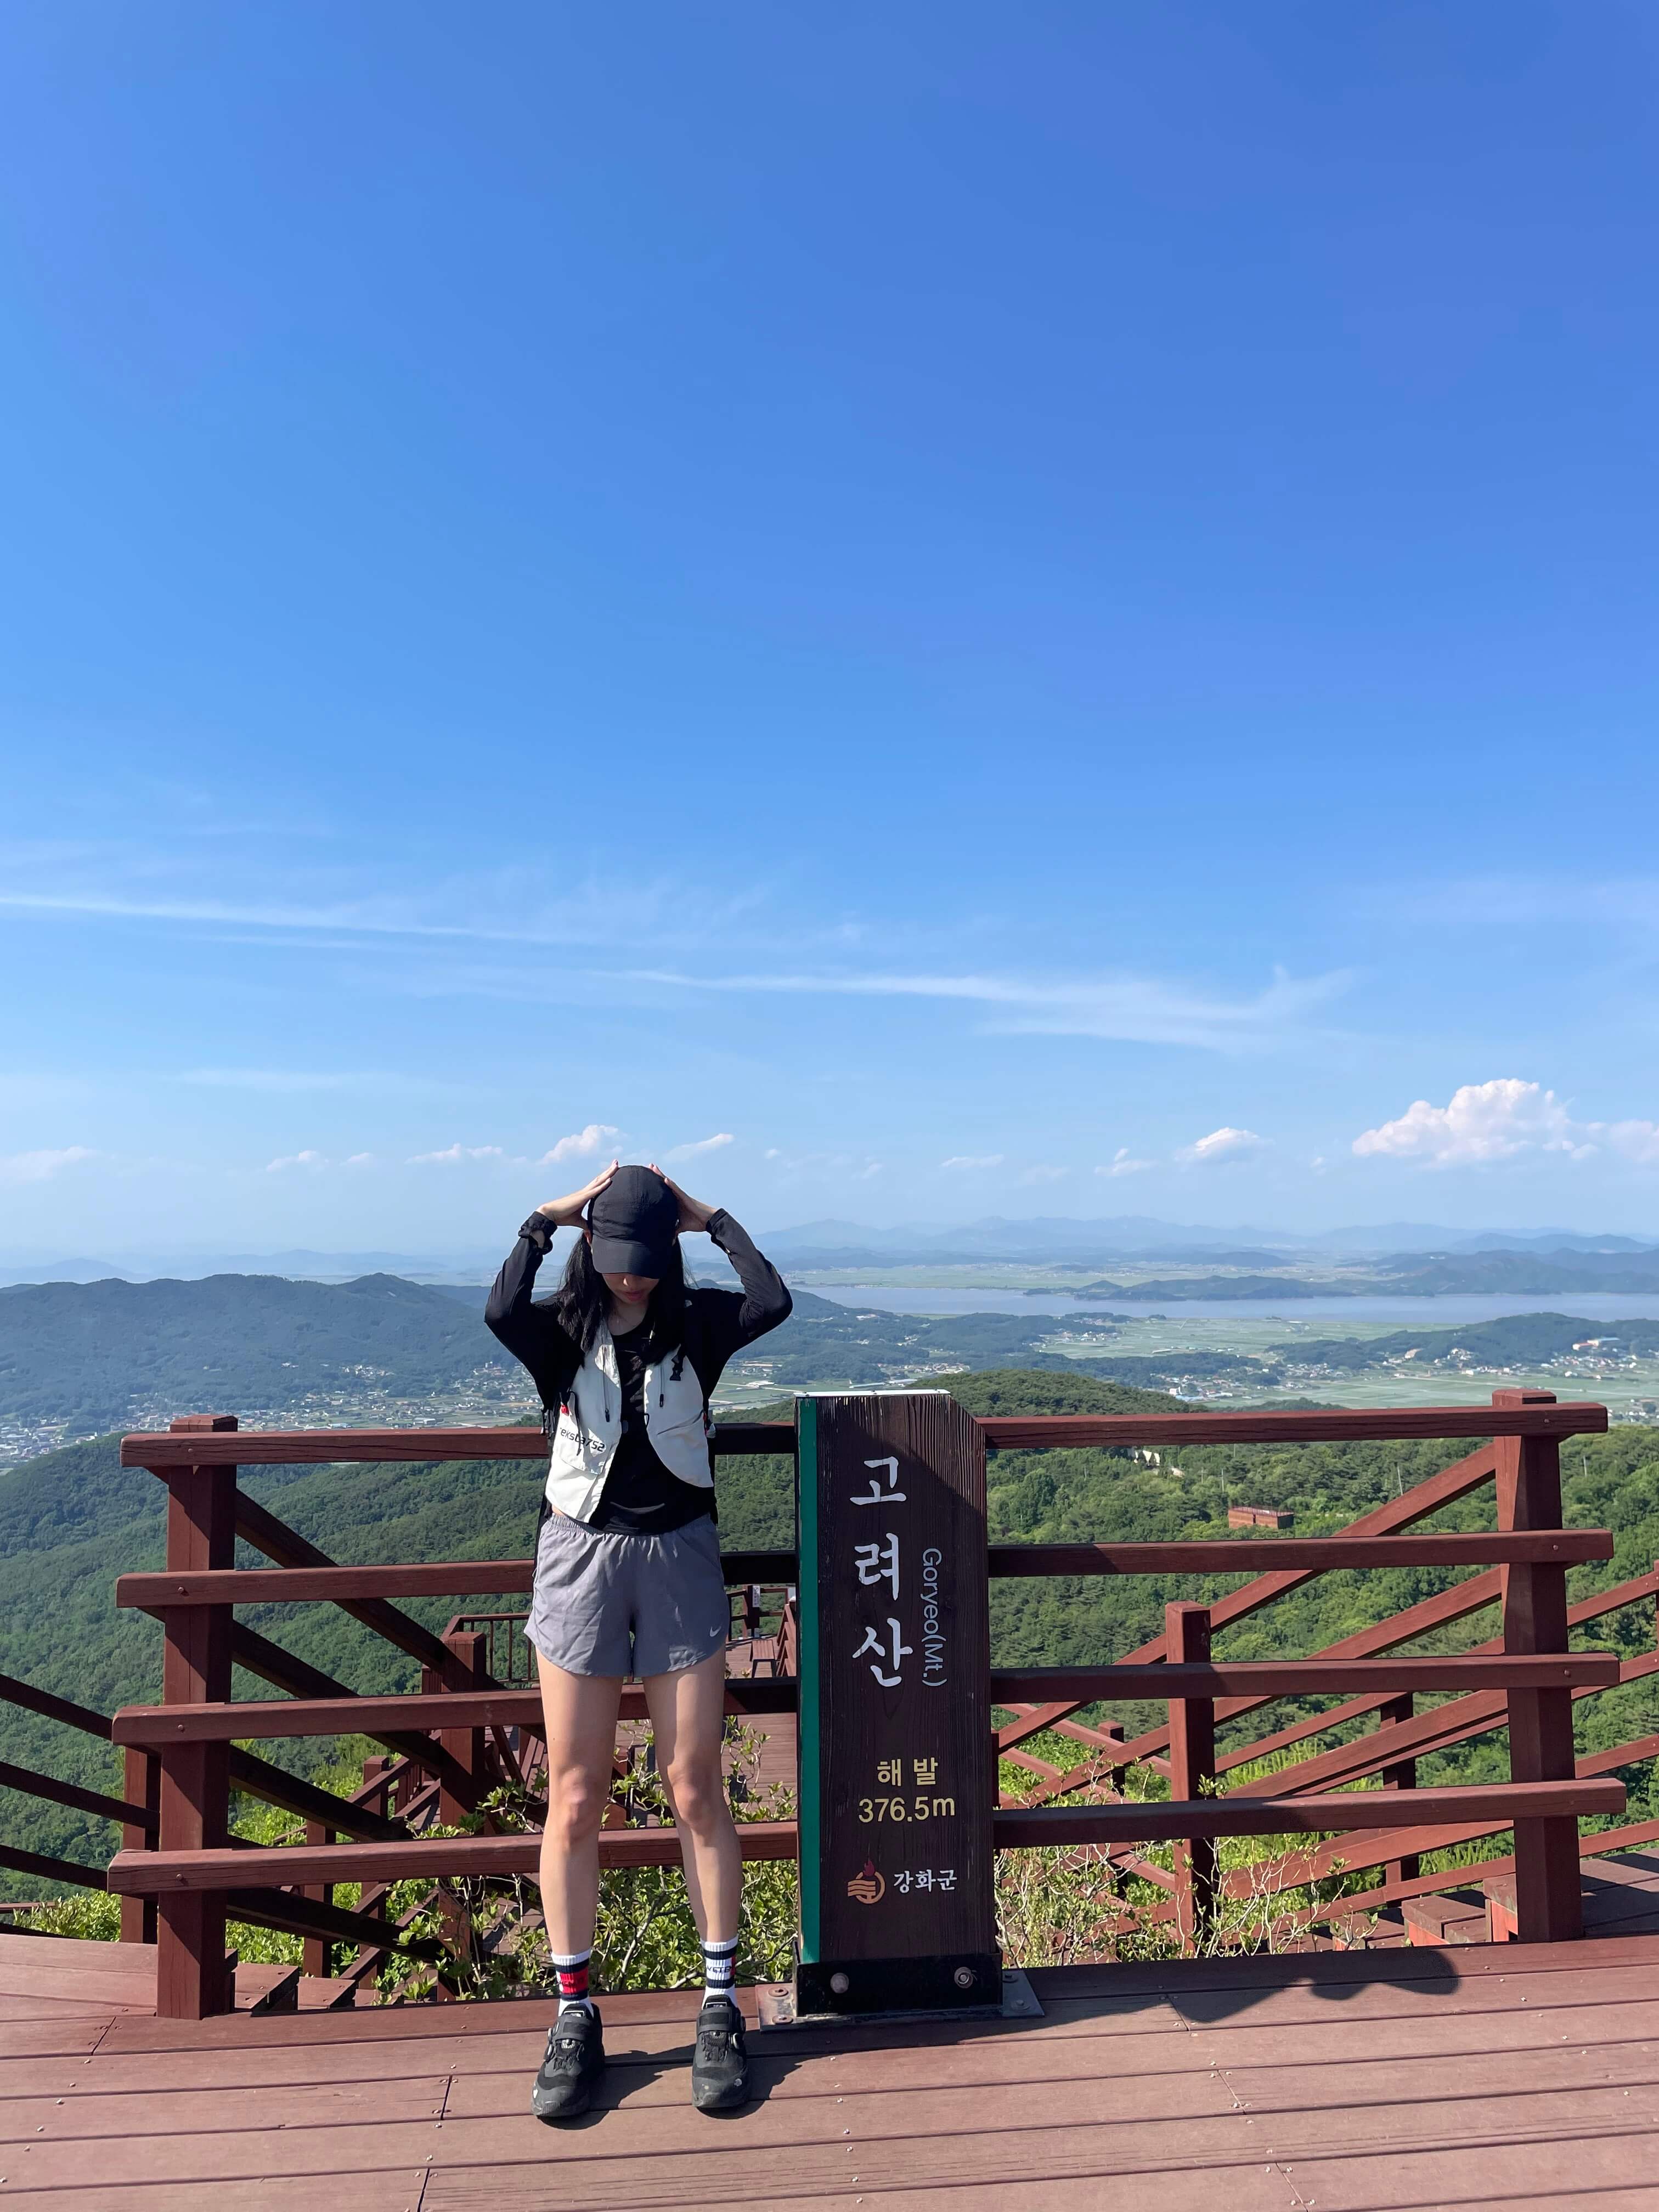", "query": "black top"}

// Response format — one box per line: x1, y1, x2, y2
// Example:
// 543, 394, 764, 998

483, 1207, 793, 1533
598, 1317, 701, 1532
